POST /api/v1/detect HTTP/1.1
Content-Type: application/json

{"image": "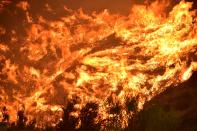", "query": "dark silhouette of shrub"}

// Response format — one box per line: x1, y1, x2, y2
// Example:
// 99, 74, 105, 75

125, 97, 138, 112
109, 103, 121, 115
57, 98, 79, 131
17, 109, 27, 129
79, 102, 99, 131
1, 106, 9, 123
